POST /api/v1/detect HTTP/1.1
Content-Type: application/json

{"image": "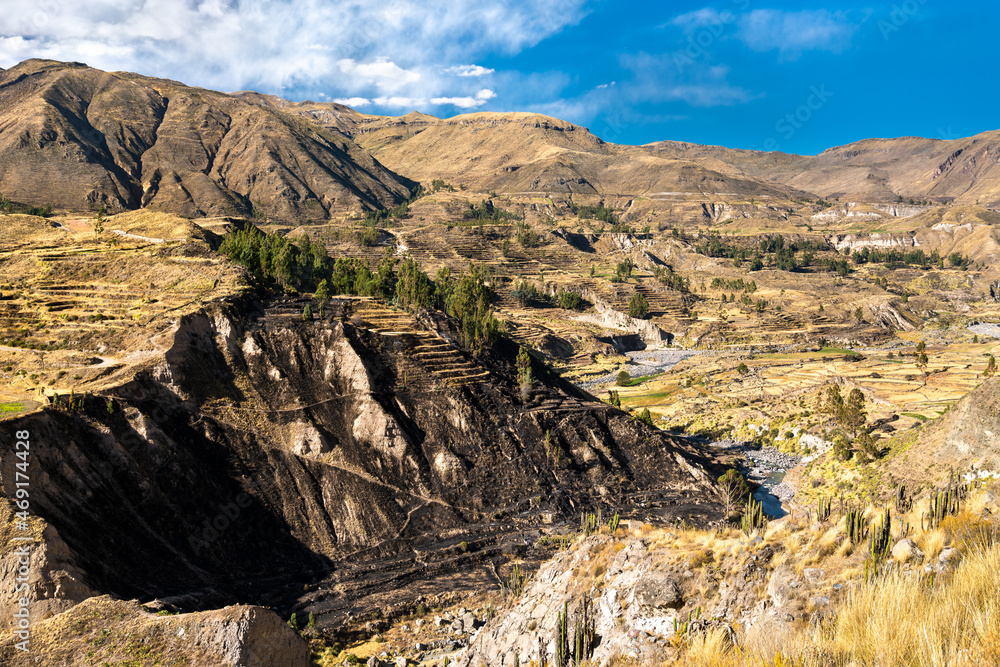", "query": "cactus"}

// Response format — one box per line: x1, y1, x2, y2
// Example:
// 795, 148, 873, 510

555, 601, 569, 667
870, 507, 891, 562
581, 511, 599, 536
846, 507, 868, 545
741, 497, 767, 536
508, 564, 527, 598
553, 597, 596, 667
608, 511, 620, 533
922, 479, 967, 530
894, 484, 913, 513
817, 496, 831, 523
